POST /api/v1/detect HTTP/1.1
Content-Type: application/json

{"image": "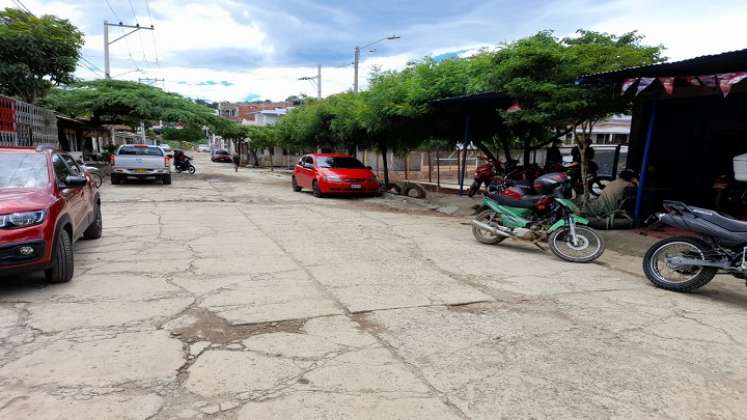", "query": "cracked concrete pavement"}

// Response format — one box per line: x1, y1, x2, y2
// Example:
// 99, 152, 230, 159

1, 154, 746, 419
